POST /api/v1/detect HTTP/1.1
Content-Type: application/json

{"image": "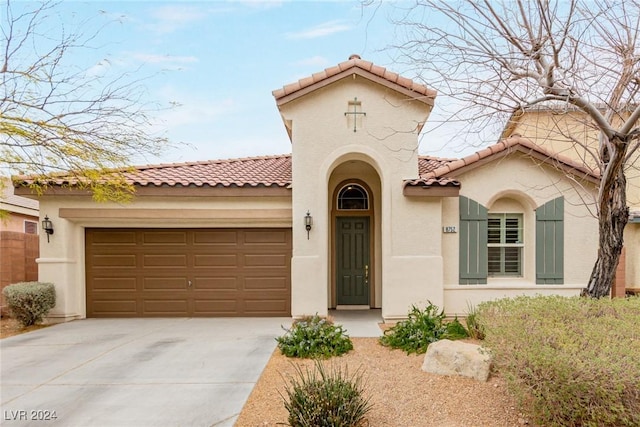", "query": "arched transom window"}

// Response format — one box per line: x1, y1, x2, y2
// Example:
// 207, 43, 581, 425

337, 184, 369, 210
